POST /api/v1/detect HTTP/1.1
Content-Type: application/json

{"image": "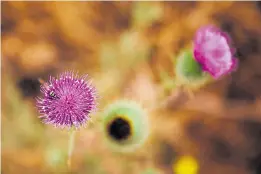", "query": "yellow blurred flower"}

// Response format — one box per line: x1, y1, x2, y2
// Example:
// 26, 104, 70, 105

173, 156, 199, 174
